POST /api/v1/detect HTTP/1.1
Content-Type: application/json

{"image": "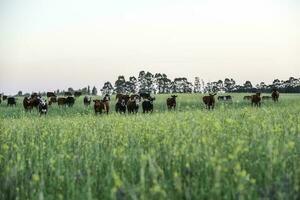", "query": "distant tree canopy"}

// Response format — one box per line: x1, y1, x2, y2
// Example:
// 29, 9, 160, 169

25, 72, 299, 96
